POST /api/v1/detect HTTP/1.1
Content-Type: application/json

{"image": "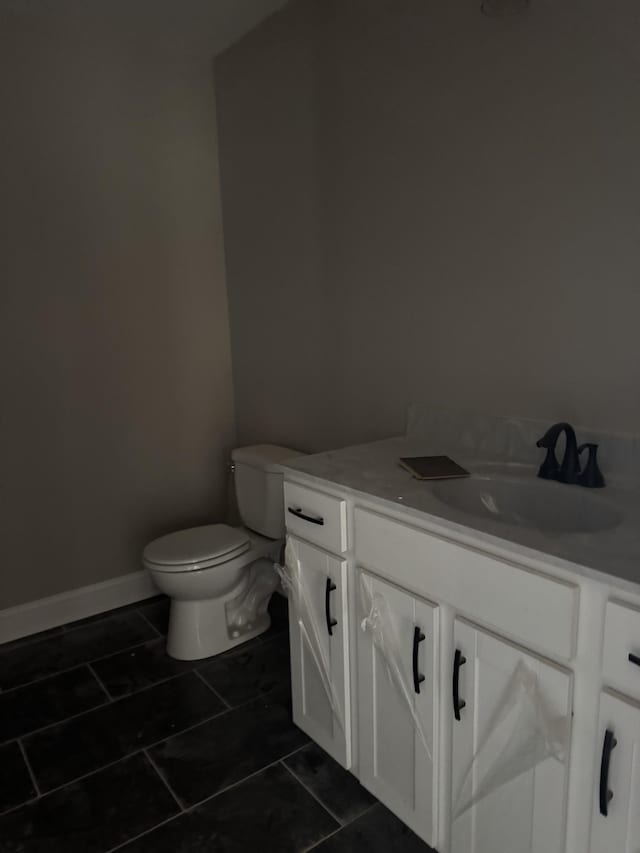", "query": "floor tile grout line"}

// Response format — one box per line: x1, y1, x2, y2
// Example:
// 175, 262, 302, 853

86, 663, 115, 703
104, 812, 183, 853
4, 668, 293, 805
0, 617, 285, 696
89, 638, 161, 668
25, 753, 144, 801
95, 665, 234, 703
1, 604, 294, 771
302, 802, 379, 852
280, 760, 345, 827
184, 742, 312, 812
135, 609, 164, 638
118, 687, 235, 748
0, 792, 40, 820
15, 679, 291, 800
302, 824, 343, 853
0, 662, 108, 697
102, 744, 310, 853
0, 634, 282, 700
0, 696, 107, 749
192, 668, 231, 709
346, 800, 378, 825
60, 606, 158, 639
103, 745, 311, 853
143, 748, 186, 812
91, 670, 198, 703
0, 746, 322, 834
107, 817, 180, 853
0, 628, 68, 657
0, 683, 114, 750
7, 607, 157, 652
0, 598, 164, 661
20, 700, 236, 800
0, 639, 157, 696
0, 696, 321, 845
17, 738, 41, 798
14, 670, 214, 747
195, 679, 287, 717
